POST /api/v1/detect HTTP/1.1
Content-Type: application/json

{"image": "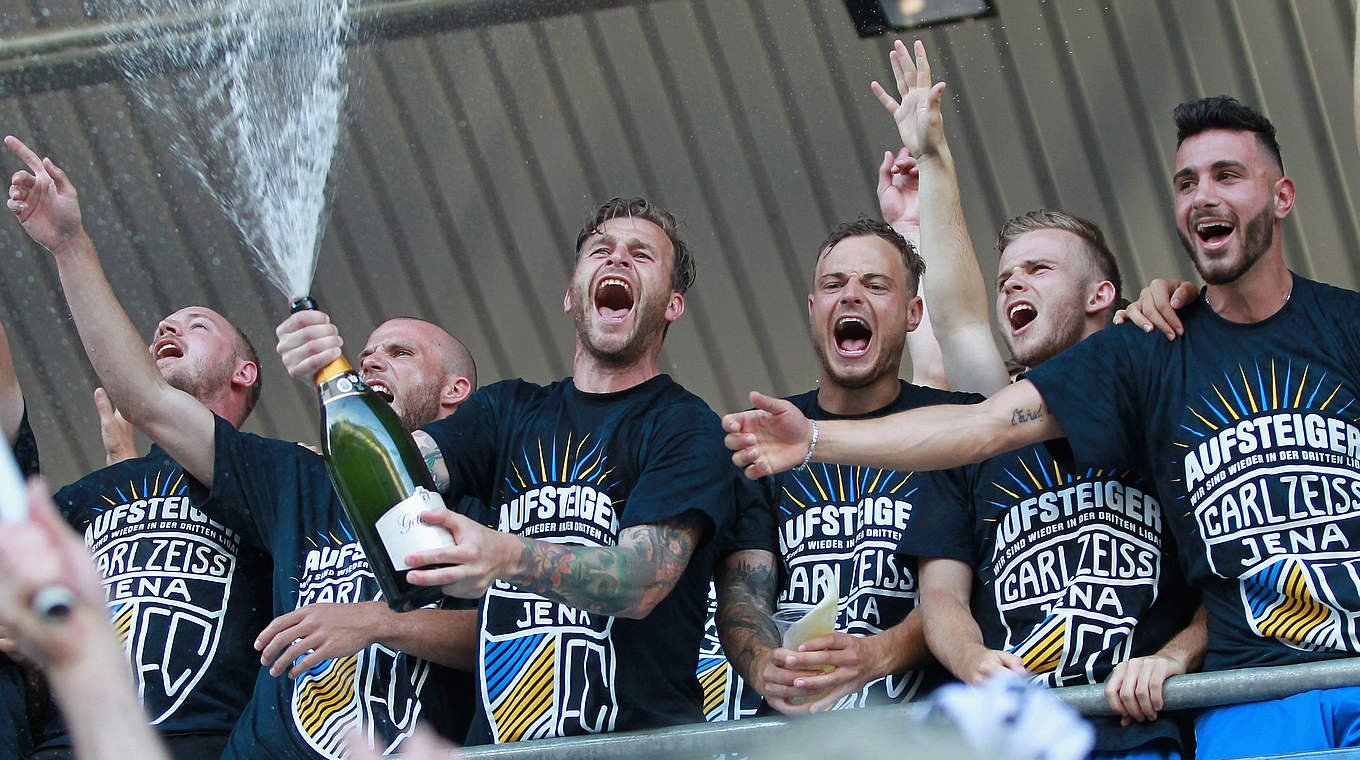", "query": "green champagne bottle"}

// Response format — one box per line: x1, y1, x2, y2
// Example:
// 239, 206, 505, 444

292, 297, 452, 612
